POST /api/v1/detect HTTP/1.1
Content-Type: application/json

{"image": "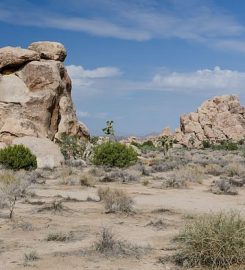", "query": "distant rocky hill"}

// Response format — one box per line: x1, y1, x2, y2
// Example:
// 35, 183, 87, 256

0, 41, 89, 143
174, 95, 245, 147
